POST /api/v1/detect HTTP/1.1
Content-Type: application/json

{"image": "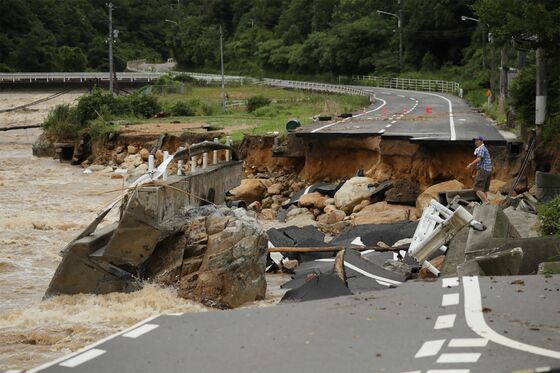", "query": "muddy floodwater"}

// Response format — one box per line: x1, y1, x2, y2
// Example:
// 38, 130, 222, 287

0, 93, 288, 371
